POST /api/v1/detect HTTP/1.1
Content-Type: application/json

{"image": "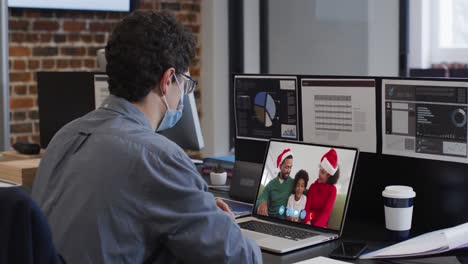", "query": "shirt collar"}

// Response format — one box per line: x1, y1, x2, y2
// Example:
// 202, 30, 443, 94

100, 95, 153, 131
